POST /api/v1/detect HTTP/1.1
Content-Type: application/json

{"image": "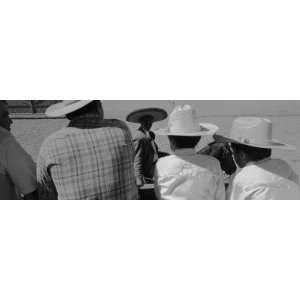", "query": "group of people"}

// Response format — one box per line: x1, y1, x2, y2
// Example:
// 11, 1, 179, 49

0, 100, 299, 200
